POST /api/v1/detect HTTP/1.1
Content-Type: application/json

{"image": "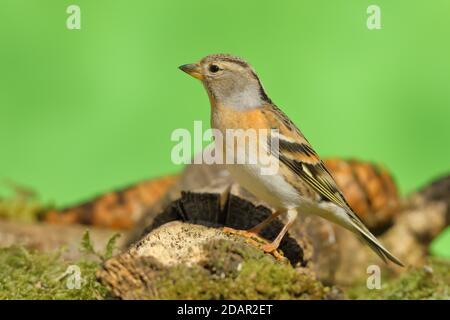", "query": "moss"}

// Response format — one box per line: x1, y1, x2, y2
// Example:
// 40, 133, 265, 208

0, 246, 109, 300
152, 240, 336, 300
347, 258, 450, 300
0, 234, 118, 300
0, 182, 48, 222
